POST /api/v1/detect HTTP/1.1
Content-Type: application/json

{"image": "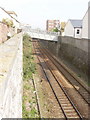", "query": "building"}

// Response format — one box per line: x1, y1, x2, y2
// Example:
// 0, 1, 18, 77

60, 22, 66, 35
46, 20, 60, 32
64, 19, 82, 38
7, 10, 20, 33
82, 1, 90, 39
0, 7, 20, 33
82, 10, 88, 39
0, 21, 8, 43
64, 1, 90, 39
